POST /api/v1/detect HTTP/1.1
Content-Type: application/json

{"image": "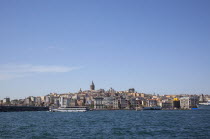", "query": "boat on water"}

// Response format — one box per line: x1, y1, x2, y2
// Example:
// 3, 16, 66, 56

197, 100, 210, 110
143, 106, 161, 110
50, 106, 89, 112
